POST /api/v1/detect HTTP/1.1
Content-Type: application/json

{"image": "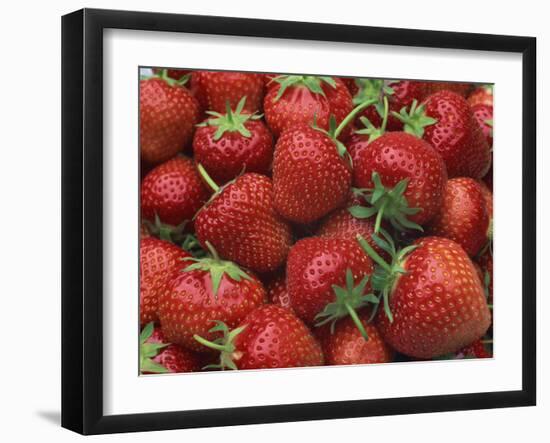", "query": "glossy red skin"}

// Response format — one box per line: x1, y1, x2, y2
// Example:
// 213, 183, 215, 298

377, 236, 491, 359
478, 180, 493, 218
140, 238, 191, 326
455, 338, 491, 359
341, 77, 359, 96
143, 326, 202, 373
358, 80, 426, 131
468, 86, 493, 107
286, 237, 374, 325
266, 273, 292, 310
316, 208, 388, 260
264, 77, 353, 139
158, 267, 266, 352
233, 305, 324, 369
472, 104, 493, 148
420, 82, 474, 99
141, 156, 210, 226
193, 120, 274, 184
316, 310, 394, 365
192, 71, 264, 113
273, 124, 352, 223
422, 90, 491, 179
195, 173, 292, 273
353, 131, 448, 225
140, 78, 200, 164
427, 178, 490, 257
